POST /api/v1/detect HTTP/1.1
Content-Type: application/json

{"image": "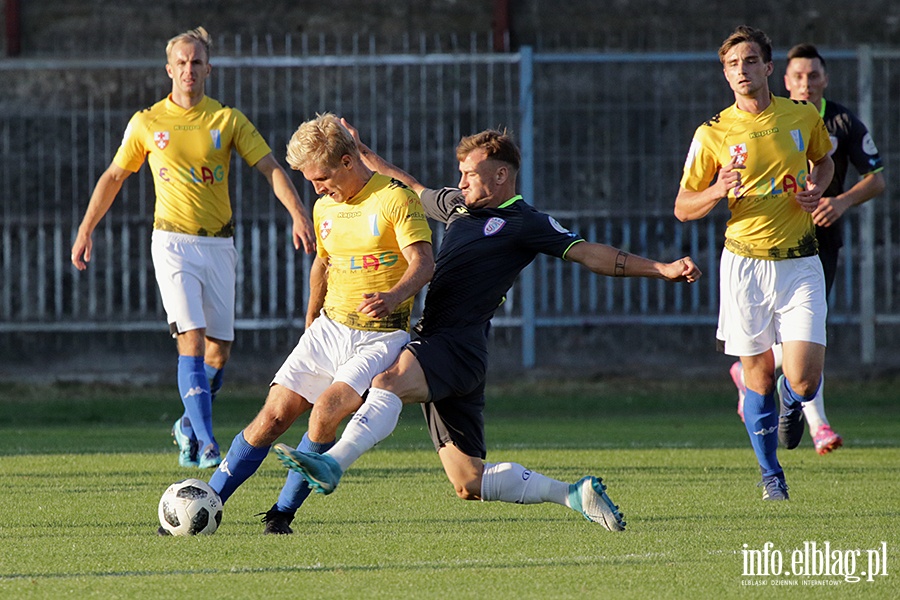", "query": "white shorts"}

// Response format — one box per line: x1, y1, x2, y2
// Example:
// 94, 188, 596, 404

151, 230, 238, 341
717, 248, 827, 357
271, 312, 410, 404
